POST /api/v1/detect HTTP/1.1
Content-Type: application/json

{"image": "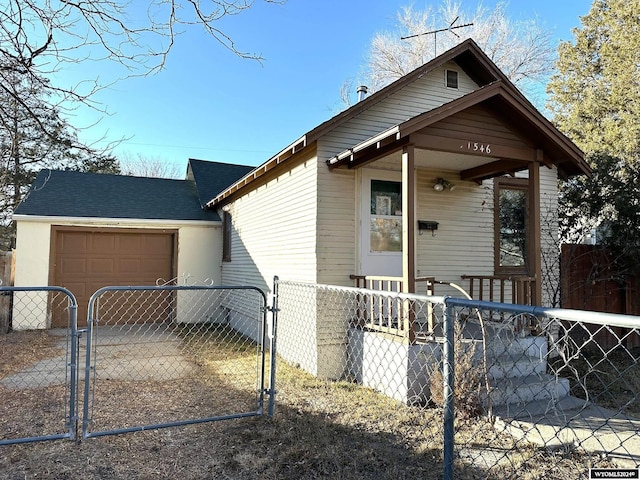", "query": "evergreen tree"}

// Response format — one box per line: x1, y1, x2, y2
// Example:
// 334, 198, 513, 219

547, 0, 640, 162
0, 69, 119, 249
549, 0, 640, 275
